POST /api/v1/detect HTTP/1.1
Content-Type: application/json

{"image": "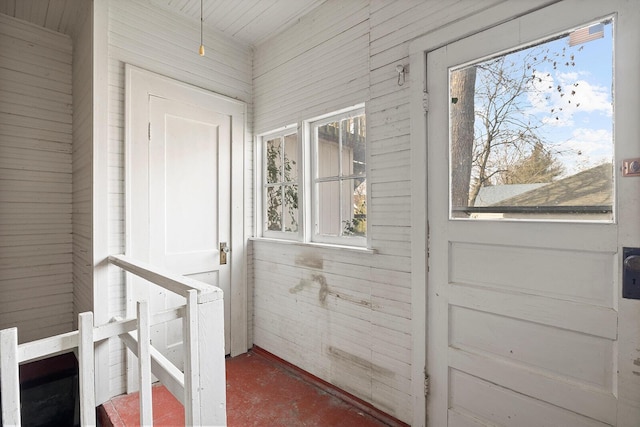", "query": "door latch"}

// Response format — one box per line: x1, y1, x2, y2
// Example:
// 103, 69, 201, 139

220, 242, 230, 265
623, 247, 640, 299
